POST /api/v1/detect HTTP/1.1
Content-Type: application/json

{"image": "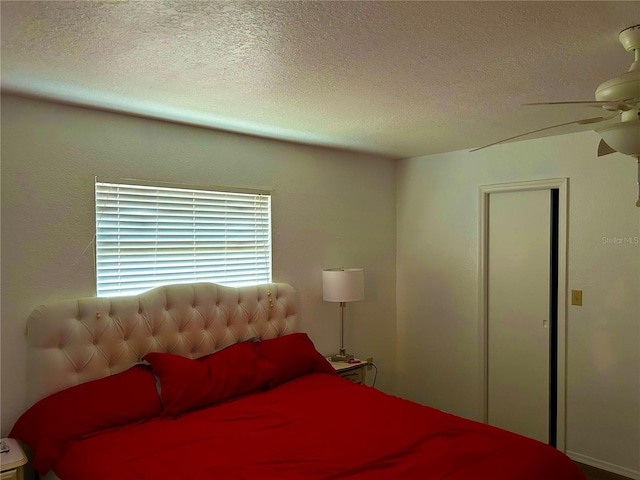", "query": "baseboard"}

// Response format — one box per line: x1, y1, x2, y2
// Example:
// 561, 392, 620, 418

567, 451, 640, 480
